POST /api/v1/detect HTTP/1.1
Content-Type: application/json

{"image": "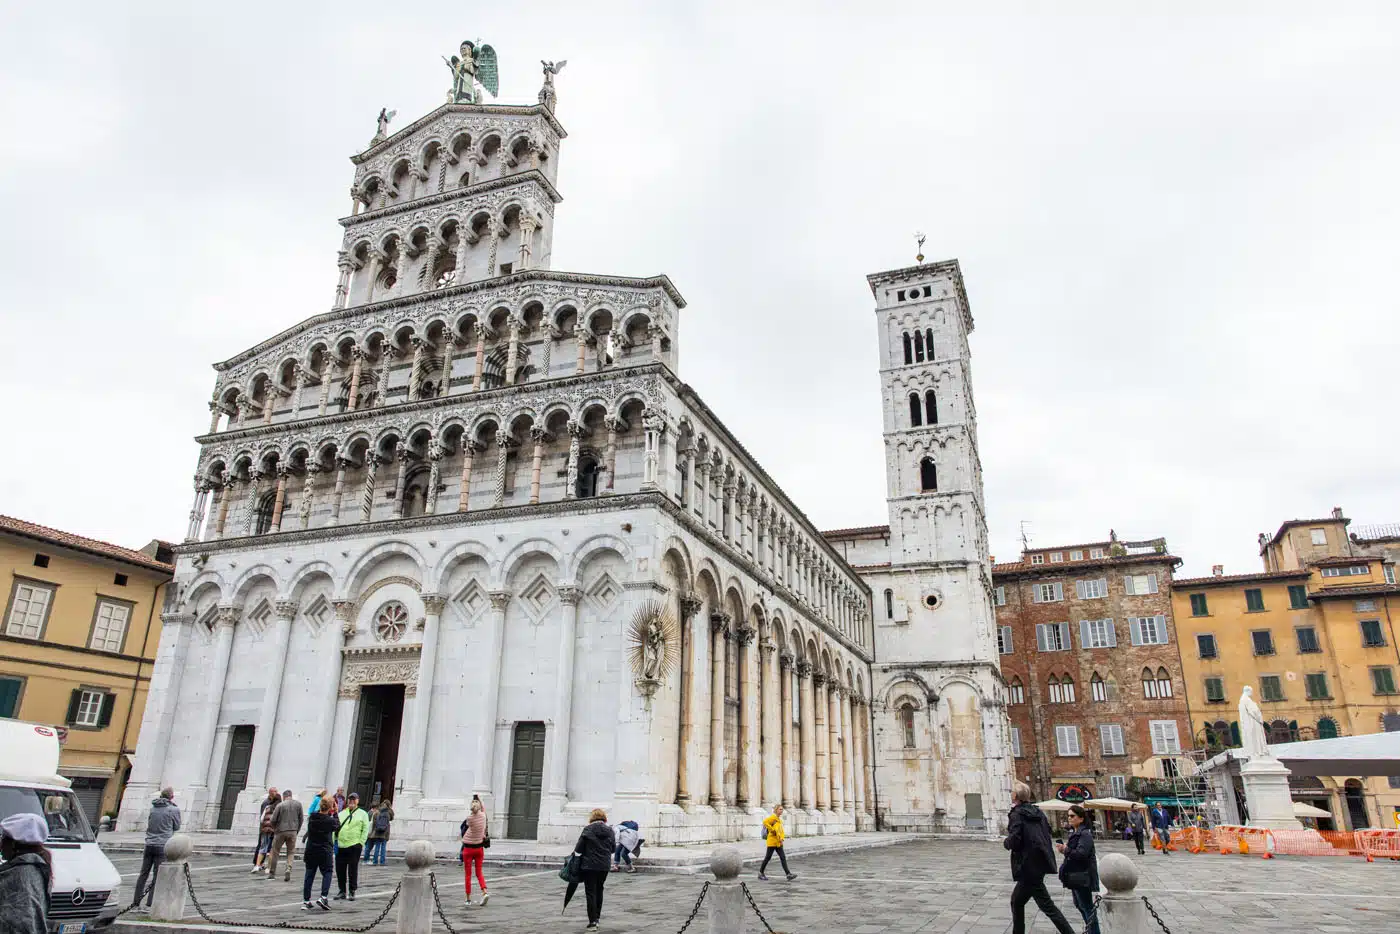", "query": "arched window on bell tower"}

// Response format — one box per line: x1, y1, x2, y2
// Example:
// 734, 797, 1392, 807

925, 328, 935, 360
924, 390, 938, 425
919, 457, 937, 492
908, 393, 922, 427
913, 329, 925, 362
902, 332, 913, 365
